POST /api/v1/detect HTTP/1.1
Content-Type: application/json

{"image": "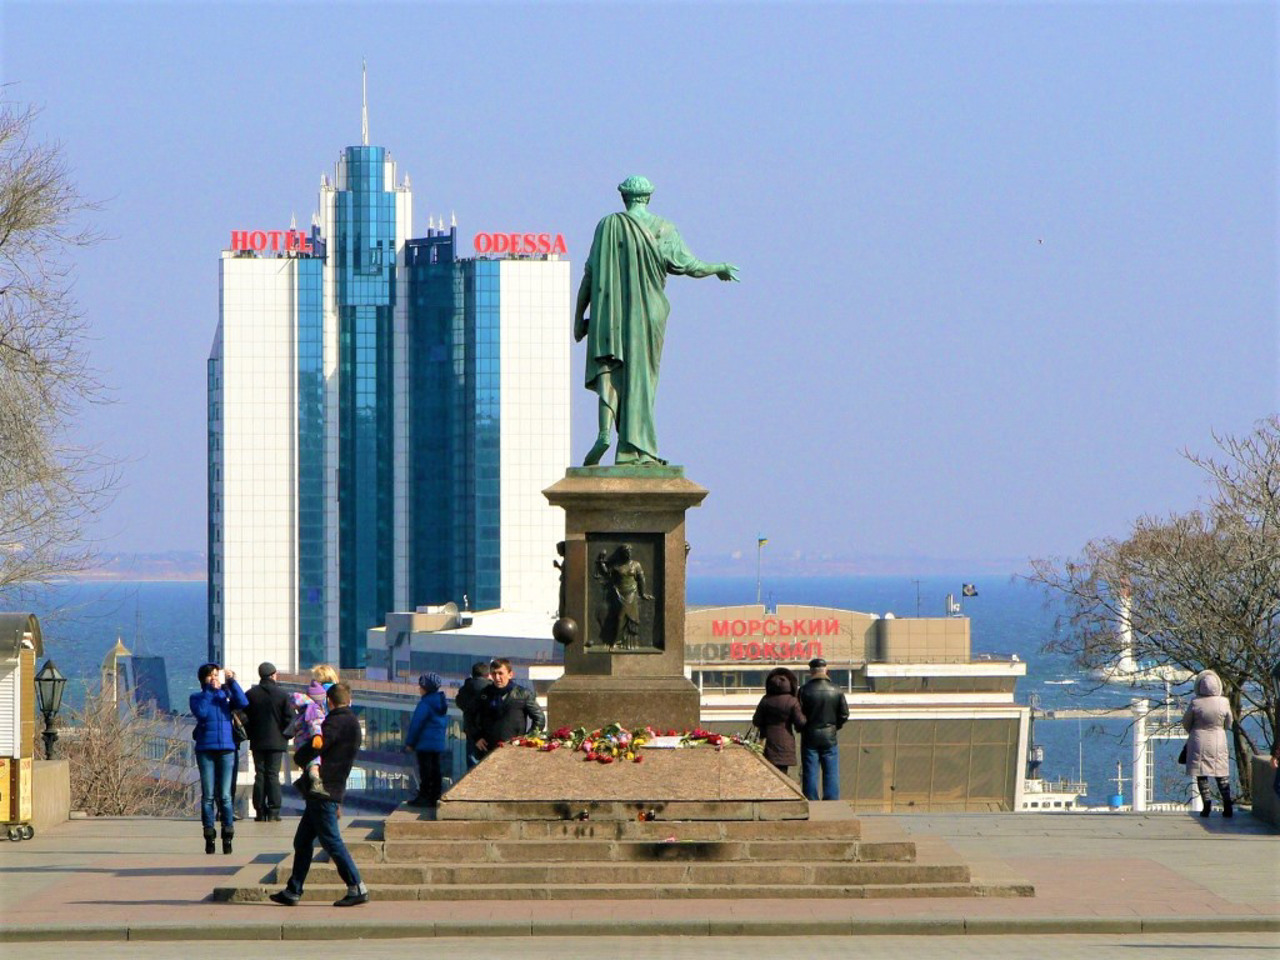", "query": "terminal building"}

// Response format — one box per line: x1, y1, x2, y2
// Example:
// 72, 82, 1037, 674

208, 130, 570, 681
339, 604, 1030, 812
